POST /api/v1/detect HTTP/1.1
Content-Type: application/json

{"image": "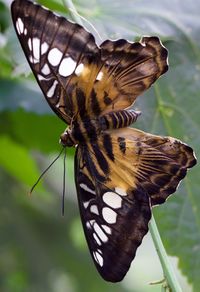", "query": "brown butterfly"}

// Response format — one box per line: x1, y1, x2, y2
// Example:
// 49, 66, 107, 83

11, 0, 196, 282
